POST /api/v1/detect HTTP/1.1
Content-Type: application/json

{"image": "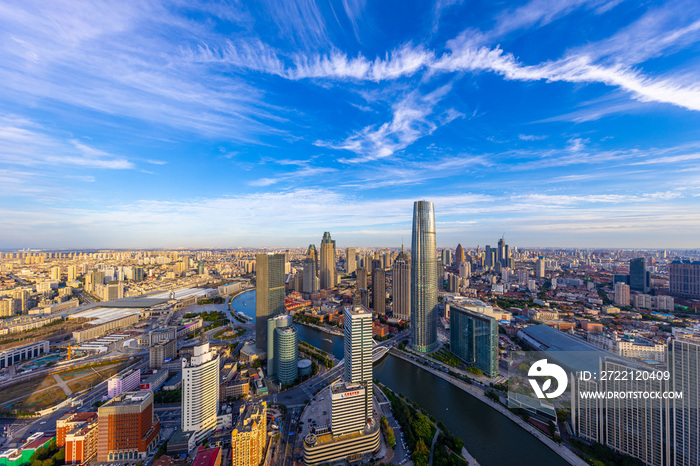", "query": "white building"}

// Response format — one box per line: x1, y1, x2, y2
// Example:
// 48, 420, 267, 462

344, 306, 373, 420
182, 343, 220, 442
